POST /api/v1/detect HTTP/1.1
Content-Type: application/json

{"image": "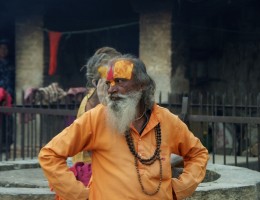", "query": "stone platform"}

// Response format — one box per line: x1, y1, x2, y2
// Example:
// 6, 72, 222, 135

0, 159, 260, 200
0, 160, 54, 200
